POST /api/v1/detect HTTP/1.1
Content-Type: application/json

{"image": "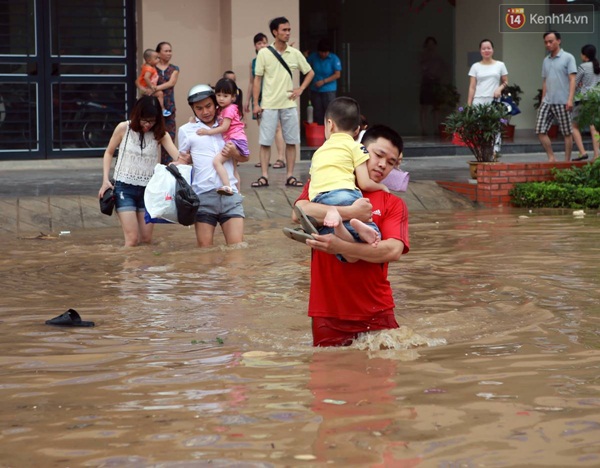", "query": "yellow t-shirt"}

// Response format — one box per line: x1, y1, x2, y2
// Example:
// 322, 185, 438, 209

254, 44, 312, 109
308, 133, 370, 201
